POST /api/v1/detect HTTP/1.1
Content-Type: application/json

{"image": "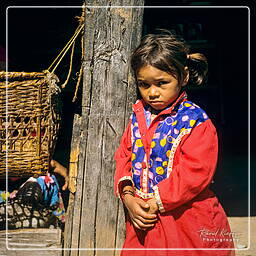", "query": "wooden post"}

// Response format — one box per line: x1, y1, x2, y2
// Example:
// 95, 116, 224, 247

63, 1, 144, 256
